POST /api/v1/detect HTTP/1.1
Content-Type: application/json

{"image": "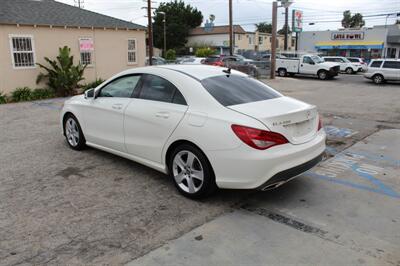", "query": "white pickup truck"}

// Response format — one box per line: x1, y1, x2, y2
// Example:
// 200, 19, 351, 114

276, 55, 340, 80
